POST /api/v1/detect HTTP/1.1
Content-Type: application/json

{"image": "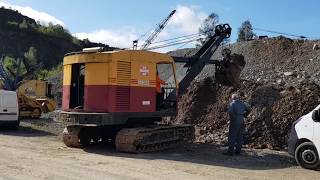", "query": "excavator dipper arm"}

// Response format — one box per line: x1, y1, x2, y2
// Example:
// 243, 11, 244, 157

168, 24, 232, 101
